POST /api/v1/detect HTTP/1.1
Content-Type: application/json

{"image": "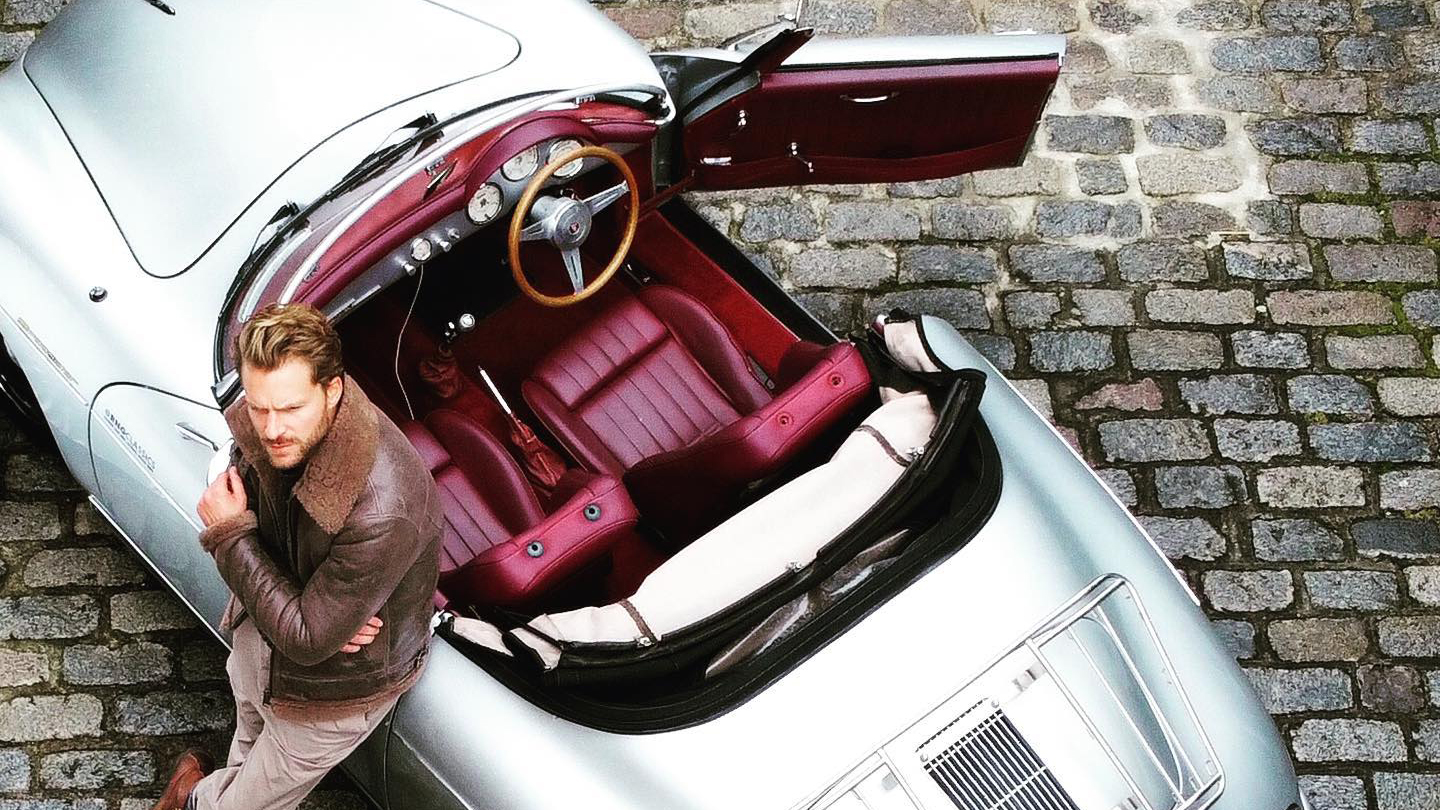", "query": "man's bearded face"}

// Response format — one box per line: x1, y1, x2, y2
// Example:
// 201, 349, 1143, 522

240, 357, 342, 470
